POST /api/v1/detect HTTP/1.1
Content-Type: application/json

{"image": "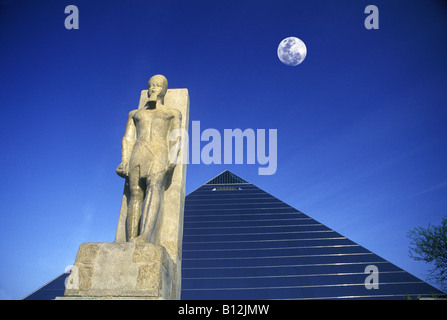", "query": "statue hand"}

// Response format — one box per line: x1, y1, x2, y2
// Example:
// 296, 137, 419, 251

166, 163, 177, 174
116, 162, 129, 178
164, 163, 176, 190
